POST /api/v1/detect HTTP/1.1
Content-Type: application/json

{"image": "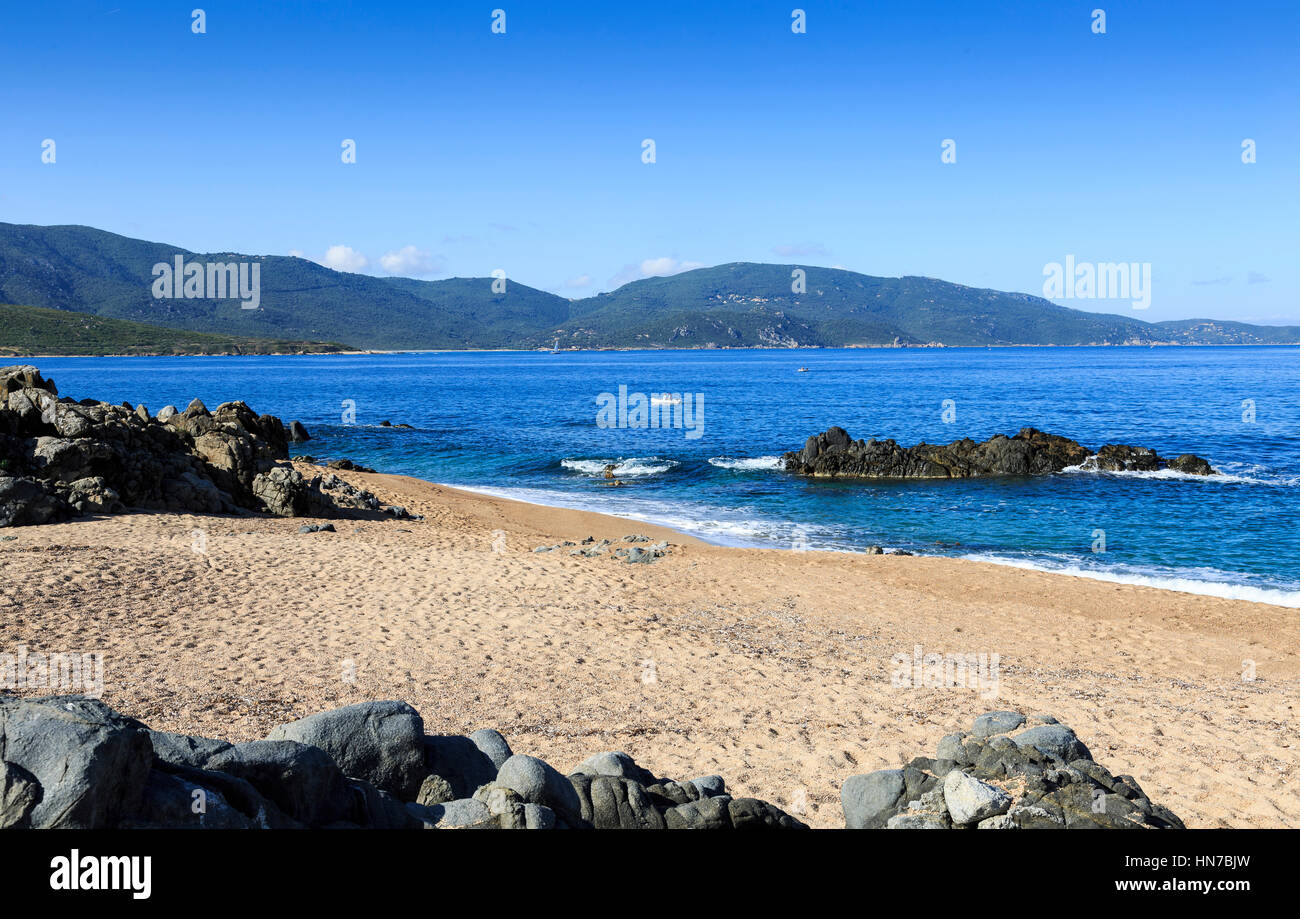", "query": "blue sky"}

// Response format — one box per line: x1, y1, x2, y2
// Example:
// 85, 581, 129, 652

2, 0, 1296, 321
